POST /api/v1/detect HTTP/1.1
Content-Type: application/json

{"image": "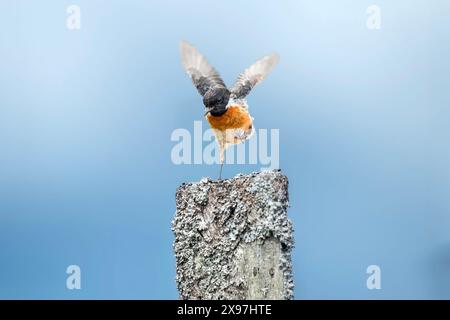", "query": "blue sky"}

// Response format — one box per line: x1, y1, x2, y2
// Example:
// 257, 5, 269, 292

0, 0, 449, 299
